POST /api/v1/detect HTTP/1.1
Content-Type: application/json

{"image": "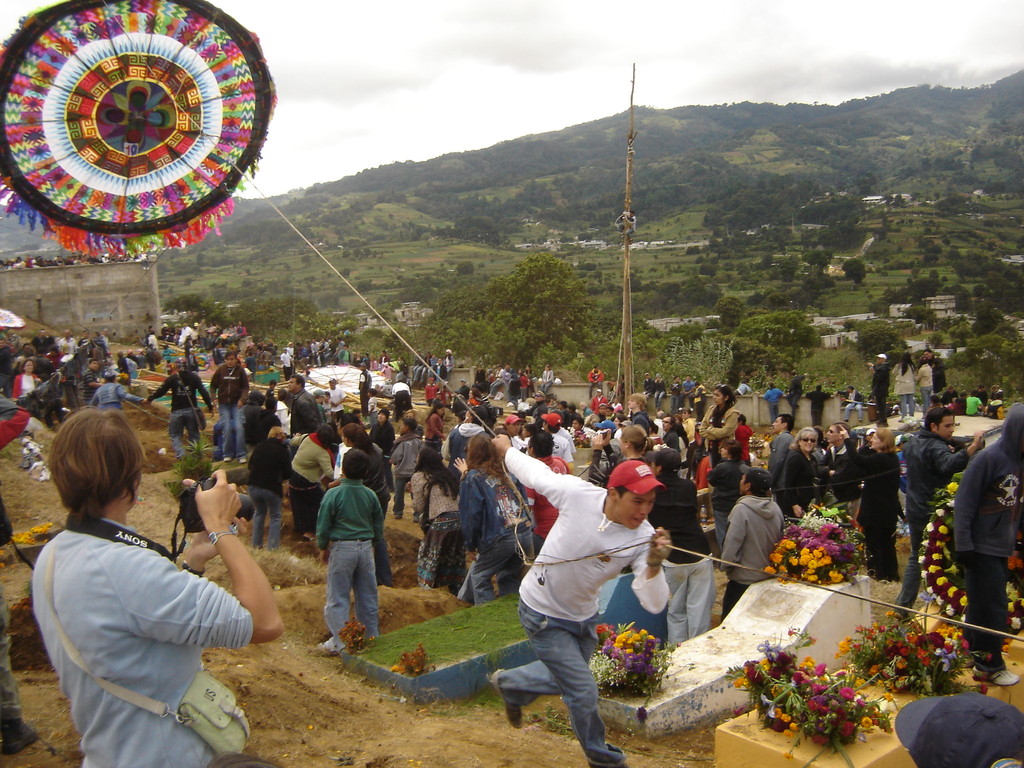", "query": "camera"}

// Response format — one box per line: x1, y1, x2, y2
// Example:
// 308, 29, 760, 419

178, 477, 254, 534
